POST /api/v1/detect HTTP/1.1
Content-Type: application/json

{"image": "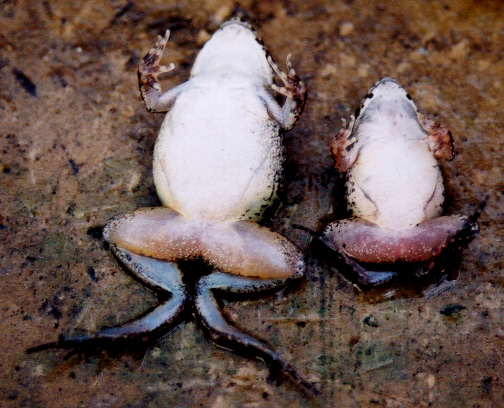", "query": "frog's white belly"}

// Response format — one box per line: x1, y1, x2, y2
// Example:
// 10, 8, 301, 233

153, 83, 281, 222
347, 138, 443, 230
